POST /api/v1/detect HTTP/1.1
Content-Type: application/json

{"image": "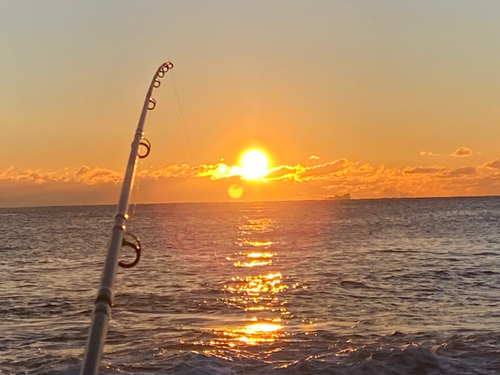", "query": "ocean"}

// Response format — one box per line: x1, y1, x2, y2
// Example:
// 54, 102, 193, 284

1, 197, 500, 374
